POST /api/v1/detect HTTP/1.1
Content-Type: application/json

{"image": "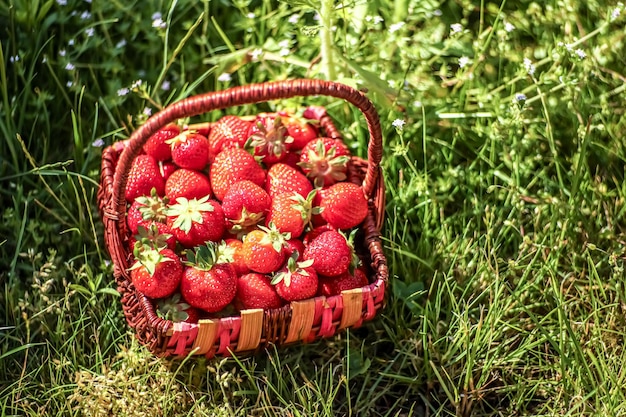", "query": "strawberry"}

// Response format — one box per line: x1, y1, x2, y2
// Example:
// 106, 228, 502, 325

265, 163, 313, 199
165, 168, 212, 201
281, 113, 318, 150
246, 114, 294, 164
125, 154, 165, 201
207, 115, 251, 163
272, 253, 318, 302
167, 131, 210, 171
217, 238, 249, 275
241, 224, 289, 274
166, 196, 225, 247
283, 238, 305, 260
266, 190, 320, 238
127, 188, 169, 235
157, 293, 201, 323
143, 123, 180, 161
318, 267, 369, 297
180, 243, 237, 313
298, 137, 351, 187
129, 246, 182, 299
159, 161, 177, 181
210, 147, 266, 201
303, 229, 358, 277
236, 273, 284, 310
221, 180, 271, 231
302, 224, 336, 246
319, 182, 368, 230
129, 222, 177, 252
